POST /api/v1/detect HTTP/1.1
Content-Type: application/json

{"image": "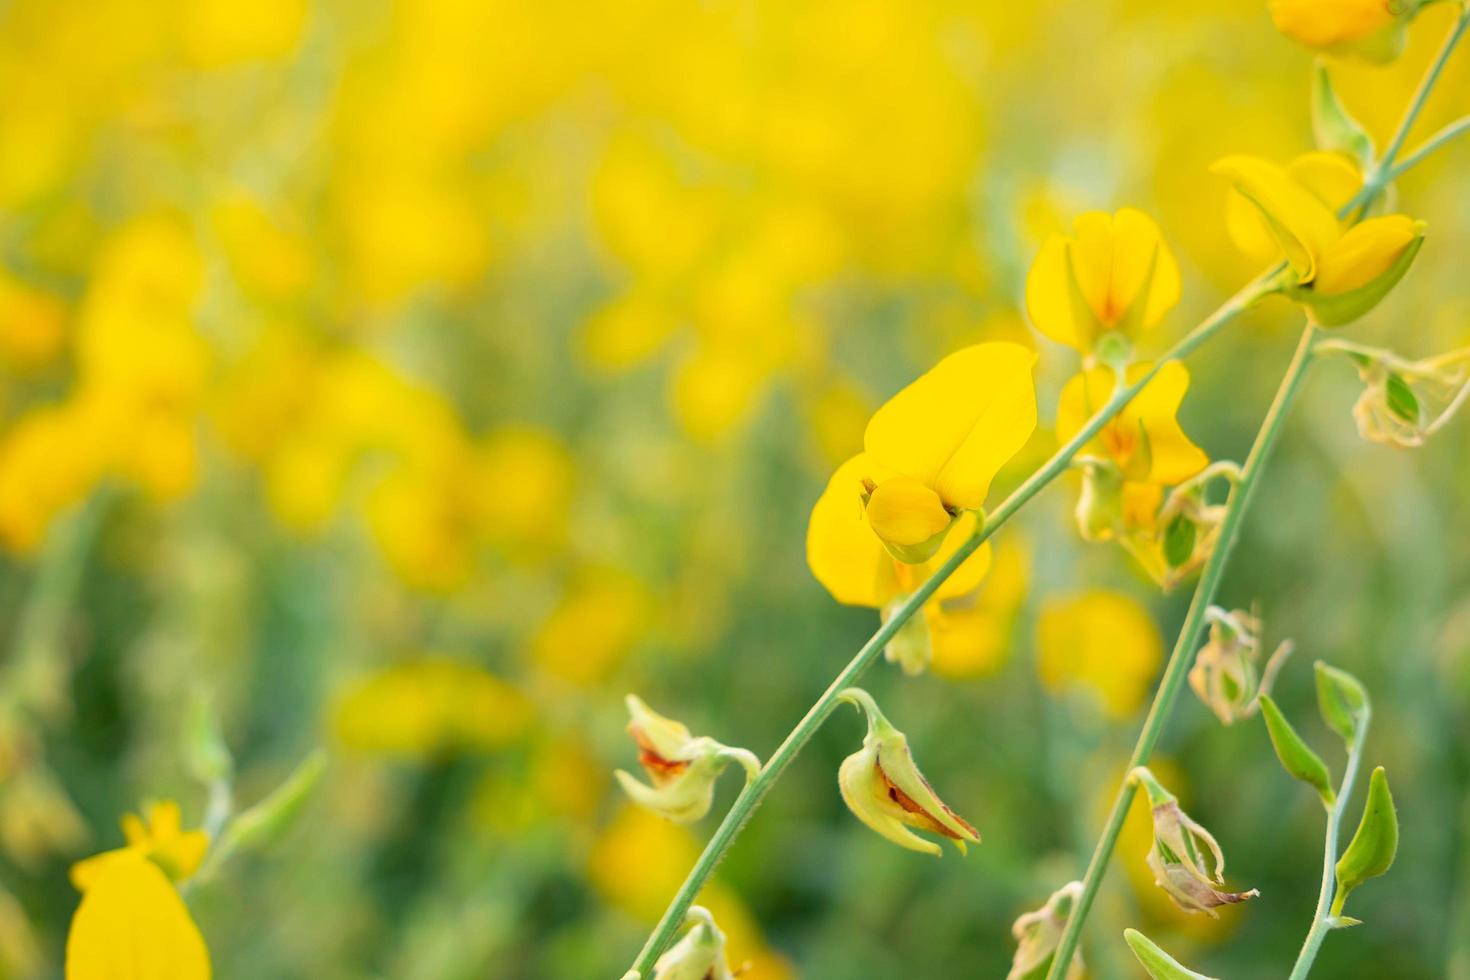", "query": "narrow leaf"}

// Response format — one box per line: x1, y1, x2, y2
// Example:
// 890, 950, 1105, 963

221, 750, 328, 854
1385, 373, 1421, 424
1123, 929, 1219, 980
1332, 766, 1398, 916
1315, 661, 1369, 744
1311, 62, 1374, 167
1259, 696, 1336, 805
